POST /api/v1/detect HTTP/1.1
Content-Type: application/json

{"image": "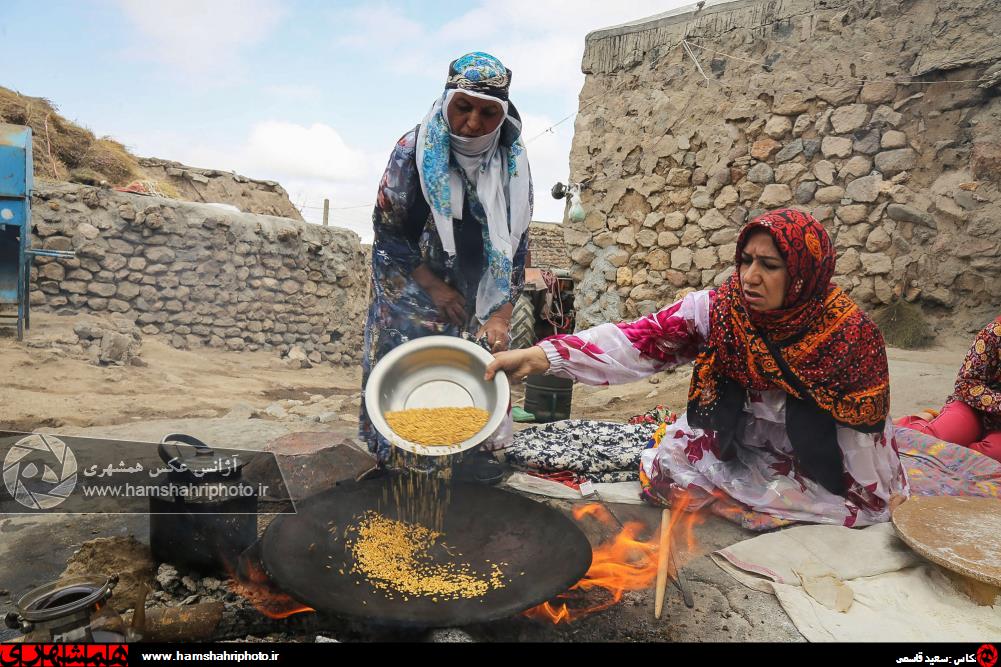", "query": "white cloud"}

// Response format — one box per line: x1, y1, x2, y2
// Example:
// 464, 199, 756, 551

262, 83, 323, 101
435, 7, 495, 43
241, 121, 372, 182
113, 0, 284, 74
327, 3, 438, 80
442, 0, 682, 38
212, 121, 383, 240
496, 34, 586, 92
